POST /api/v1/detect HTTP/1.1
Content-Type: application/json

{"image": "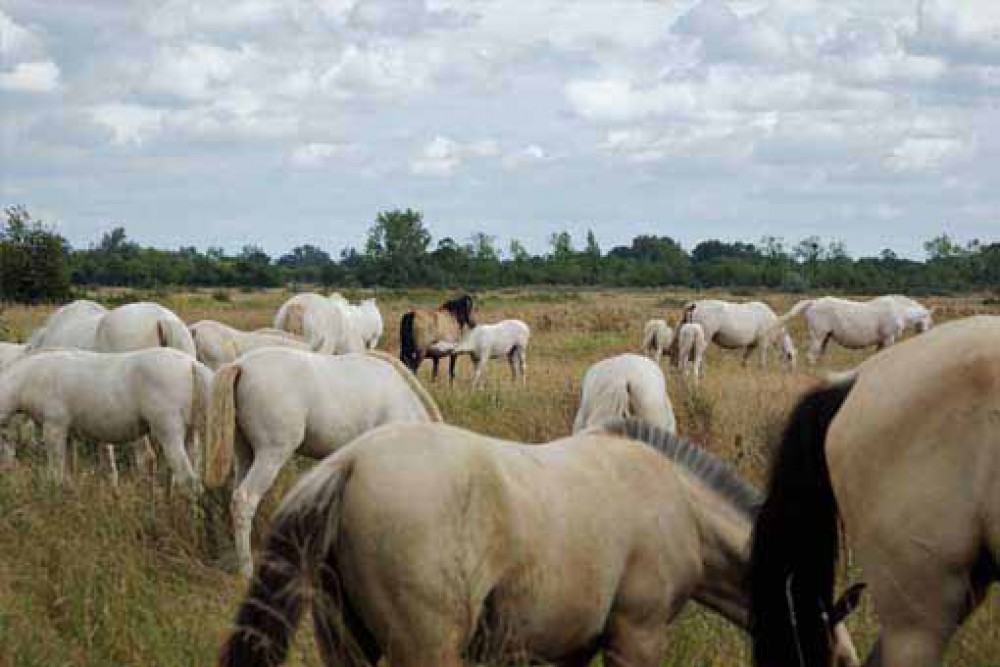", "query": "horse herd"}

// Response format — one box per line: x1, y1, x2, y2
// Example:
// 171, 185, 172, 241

0, 291, 996, 667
